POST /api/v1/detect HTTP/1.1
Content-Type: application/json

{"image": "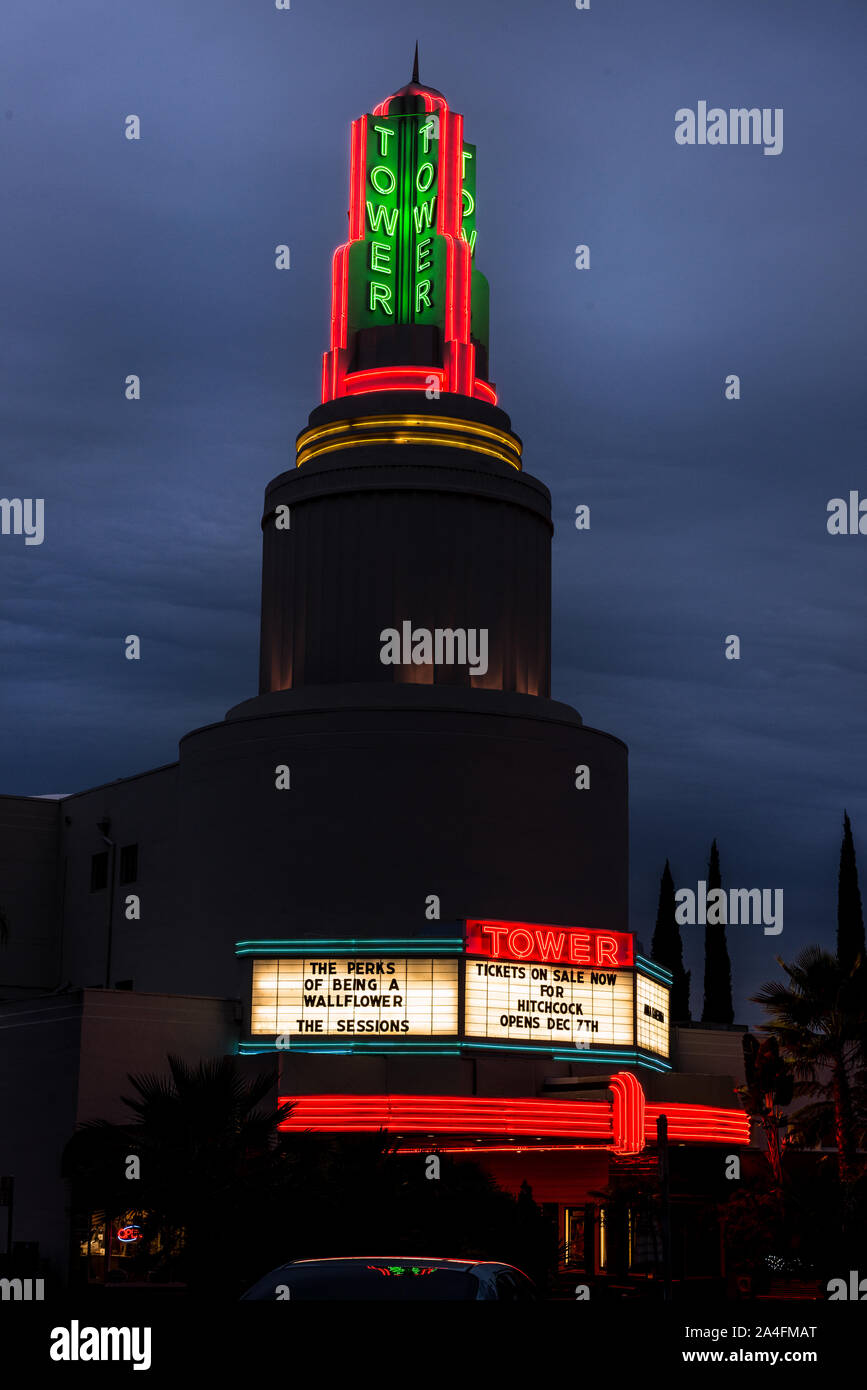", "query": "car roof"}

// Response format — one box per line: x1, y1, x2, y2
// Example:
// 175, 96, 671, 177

284, 1256, 517, 1272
